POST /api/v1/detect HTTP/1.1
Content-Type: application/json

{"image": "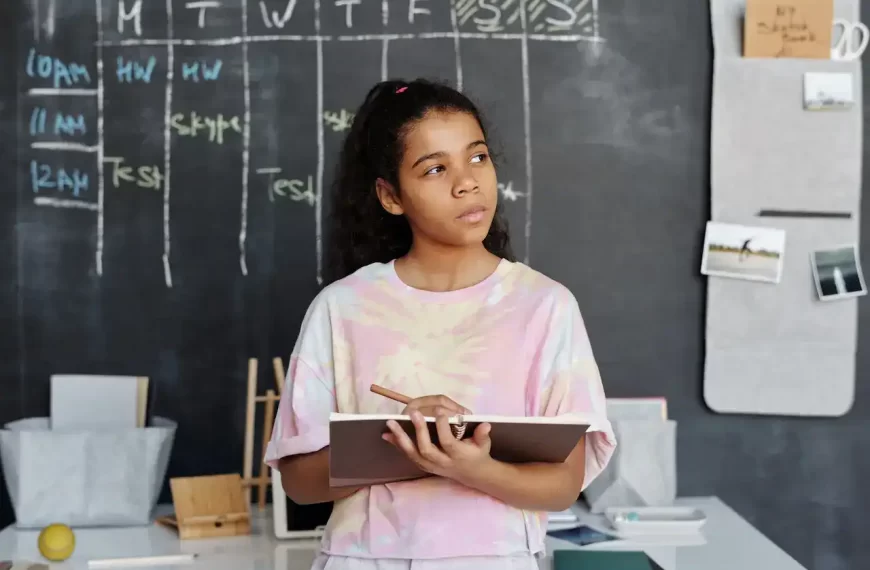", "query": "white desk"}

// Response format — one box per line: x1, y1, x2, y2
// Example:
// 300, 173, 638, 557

0, 497, 806, 570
